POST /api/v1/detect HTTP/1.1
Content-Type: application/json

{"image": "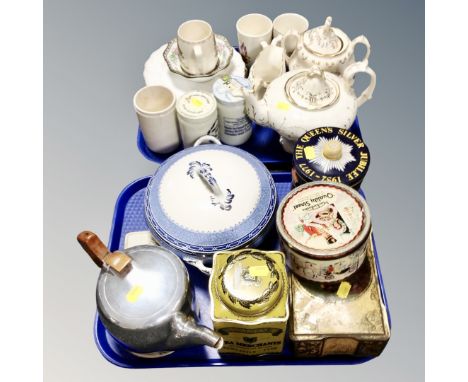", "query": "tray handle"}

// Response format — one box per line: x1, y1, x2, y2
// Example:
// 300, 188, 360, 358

77, 231, 132, 273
